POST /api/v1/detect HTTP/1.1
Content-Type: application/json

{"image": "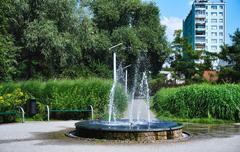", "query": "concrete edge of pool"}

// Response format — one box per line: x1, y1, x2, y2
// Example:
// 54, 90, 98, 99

74, 119, 184, 141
